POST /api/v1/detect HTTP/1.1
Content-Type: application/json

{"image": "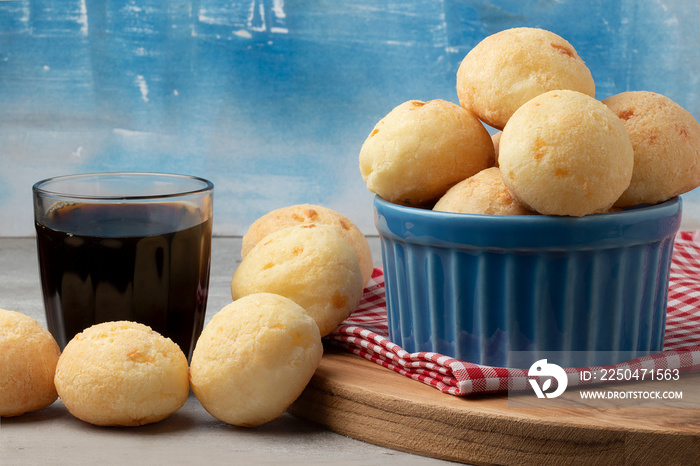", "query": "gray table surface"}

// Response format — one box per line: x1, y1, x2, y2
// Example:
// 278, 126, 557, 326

0, 237, 459, 466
